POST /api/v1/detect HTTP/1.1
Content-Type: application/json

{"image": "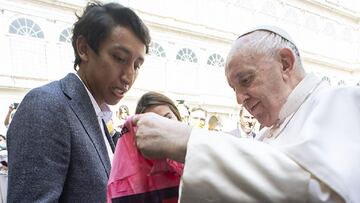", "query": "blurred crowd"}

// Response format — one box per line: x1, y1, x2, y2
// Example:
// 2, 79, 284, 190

105, 97, 260, 141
